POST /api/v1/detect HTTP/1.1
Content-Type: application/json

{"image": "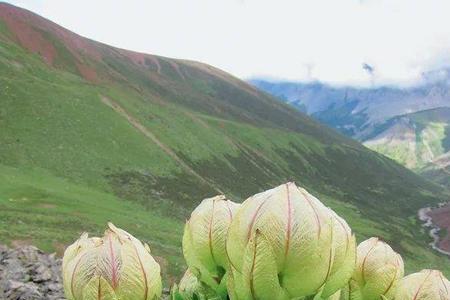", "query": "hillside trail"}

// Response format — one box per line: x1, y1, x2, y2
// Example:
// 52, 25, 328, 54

99, 95, 223, 194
